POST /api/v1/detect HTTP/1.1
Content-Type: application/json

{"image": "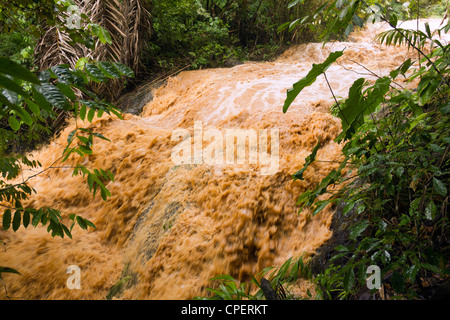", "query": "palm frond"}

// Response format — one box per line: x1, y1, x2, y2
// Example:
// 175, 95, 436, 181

375, 28, 428, 50
35, 0, 152, 100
